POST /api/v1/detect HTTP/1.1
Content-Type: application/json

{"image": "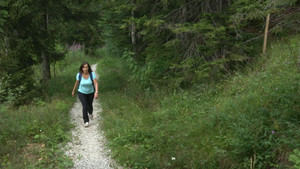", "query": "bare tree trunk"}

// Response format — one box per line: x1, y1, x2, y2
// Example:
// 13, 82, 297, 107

131, 21, 136, 50
42, 52, 51, 82
42, 12, 51, 82
131, 0, 137, 55
53, 60, 56, 77
180, 1, 189, 53
181, 1, 187, 22
263, 14, 270, 54
4, 37, 9, 55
